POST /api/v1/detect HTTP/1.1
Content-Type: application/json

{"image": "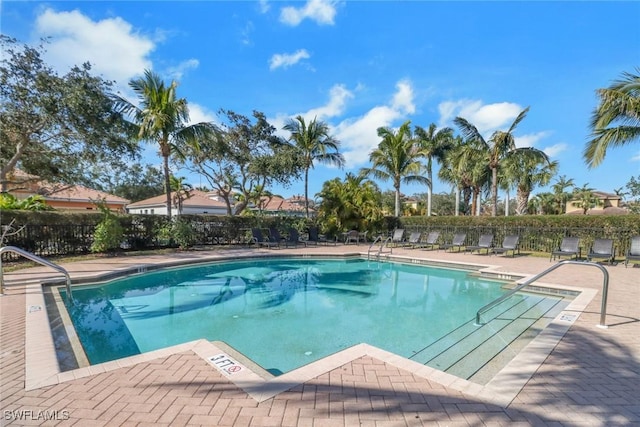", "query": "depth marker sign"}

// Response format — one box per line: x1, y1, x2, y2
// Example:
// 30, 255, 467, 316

208, 353, 245, 376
